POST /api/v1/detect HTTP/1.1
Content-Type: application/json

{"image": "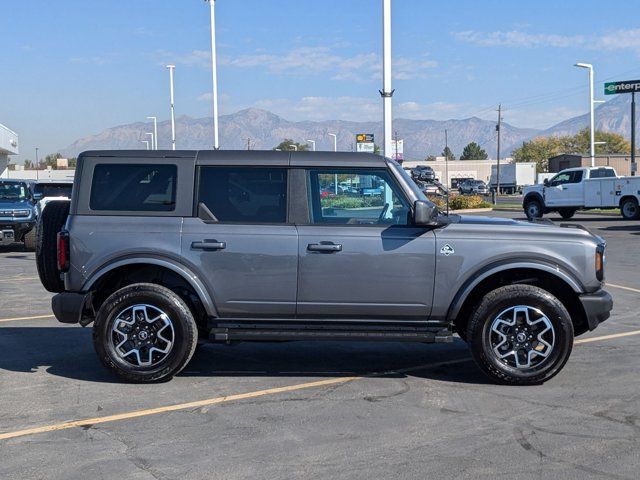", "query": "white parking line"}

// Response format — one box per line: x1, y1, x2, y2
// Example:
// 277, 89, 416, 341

0, 314, 55, 324
607, 283, 640, 294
